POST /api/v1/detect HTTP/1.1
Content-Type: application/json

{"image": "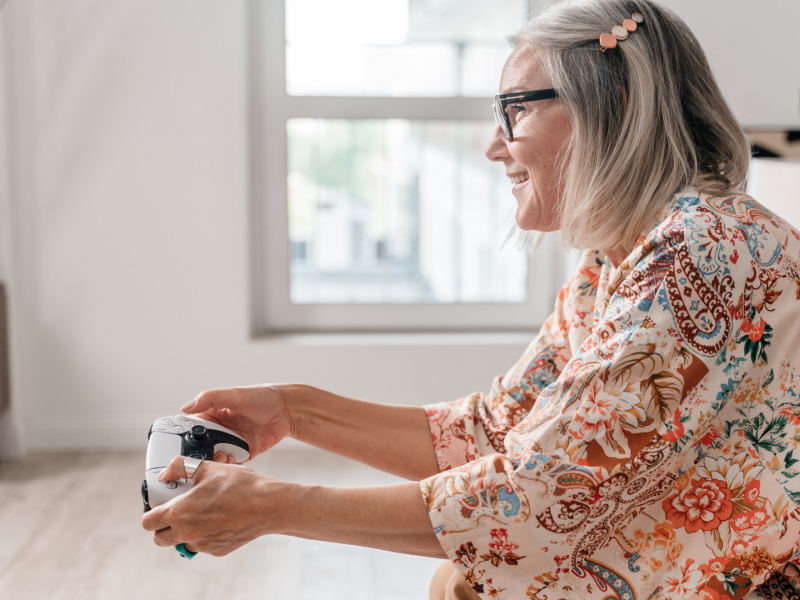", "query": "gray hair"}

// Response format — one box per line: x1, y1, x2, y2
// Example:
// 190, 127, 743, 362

510, 0, 750, 251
